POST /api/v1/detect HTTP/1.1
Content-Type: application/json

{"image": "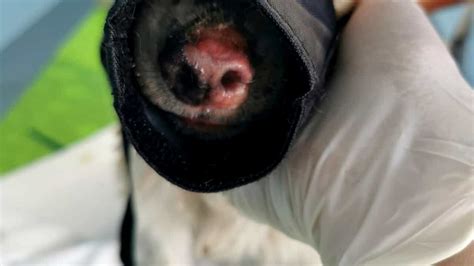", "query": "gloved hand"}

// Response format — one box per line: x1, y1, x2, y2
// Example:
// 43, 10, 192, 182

224, 0, 474, 265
